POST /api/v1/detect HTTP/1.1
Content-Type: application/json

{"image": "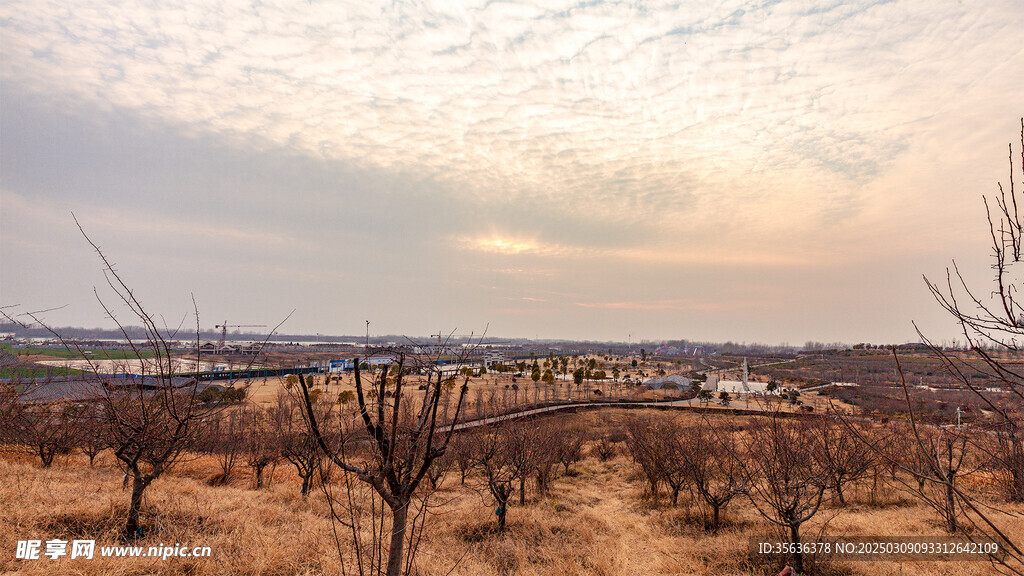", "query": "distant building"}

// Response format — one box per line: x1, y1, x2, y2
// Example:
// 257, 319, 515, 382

483, 351, 506, 367
716, 380, 773, 395
198, 341, 262, 355
327, 357, 395, 373
713, 358, 778, 395
642, 374, 693, 390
